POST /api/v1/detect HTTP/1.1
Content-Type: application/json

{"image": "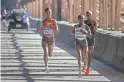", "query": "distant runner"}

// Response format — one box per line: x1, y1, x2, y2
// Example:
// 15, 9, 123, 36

1, 9, 8, 29
23, 6, 31, 31
84, 11, 97, 75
